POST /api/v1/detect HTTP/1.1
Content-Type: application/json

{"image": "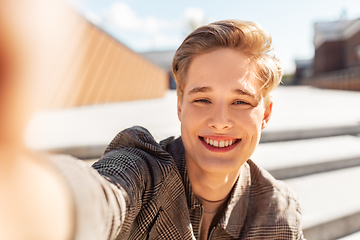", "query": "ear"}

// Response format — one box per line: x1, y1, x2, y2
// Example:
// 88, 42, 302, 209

261, 100, 273, 130
177, 97, 182, 122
